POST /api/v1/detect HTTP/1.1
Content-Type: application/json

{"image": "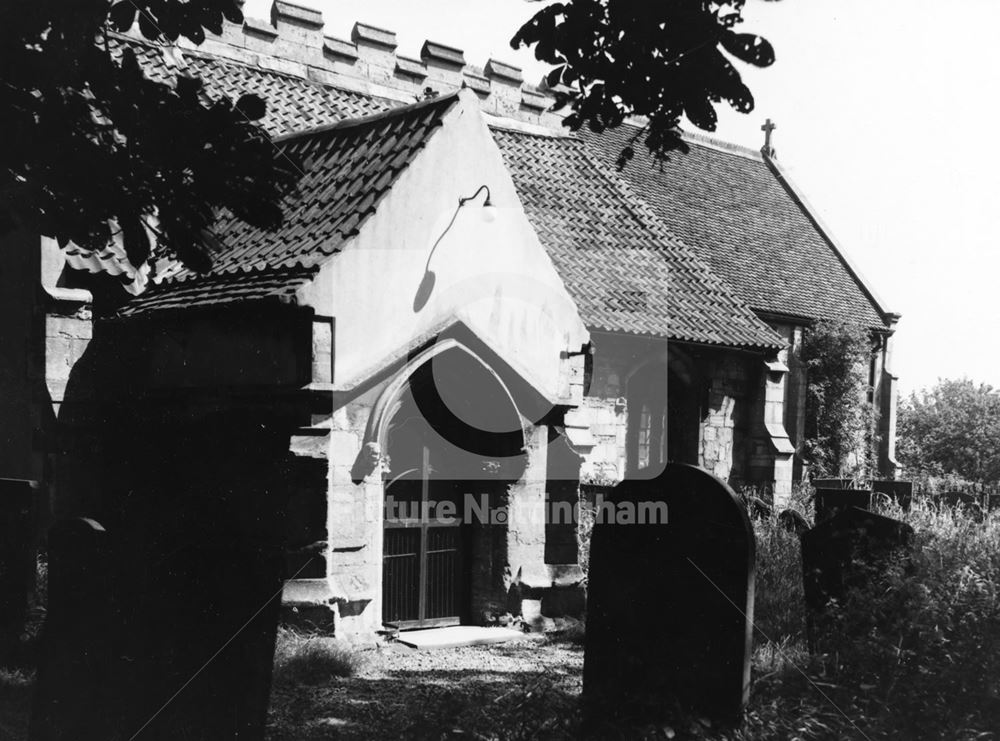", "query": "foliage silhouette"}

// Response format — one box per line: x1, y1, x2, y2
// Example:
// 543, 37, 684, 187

0, 0, 299, 273
512, 0, 777, 167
